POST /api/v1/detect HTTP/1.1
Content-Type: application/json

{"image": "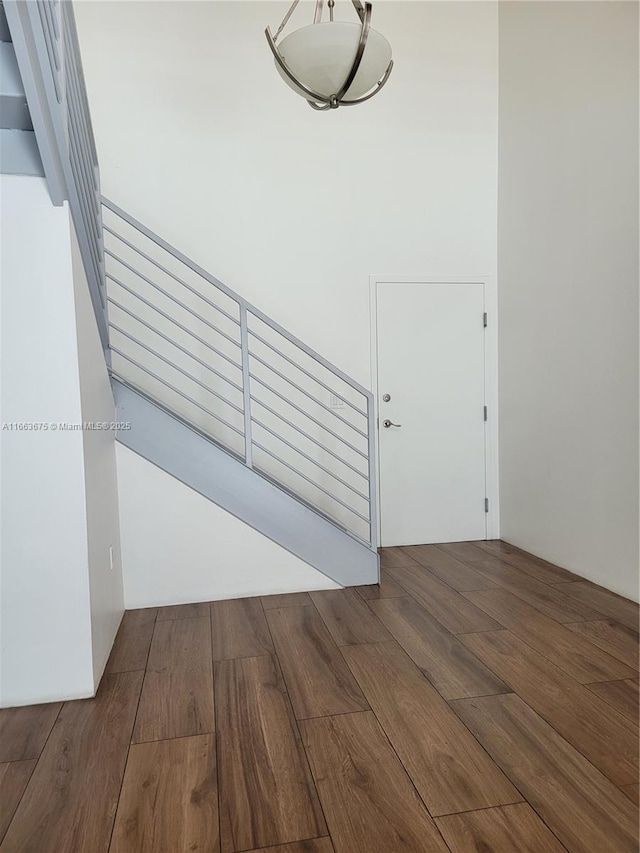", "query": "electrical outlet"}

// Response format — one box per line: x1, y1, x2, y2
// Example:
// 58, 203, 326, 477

330, 393, 344, 409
